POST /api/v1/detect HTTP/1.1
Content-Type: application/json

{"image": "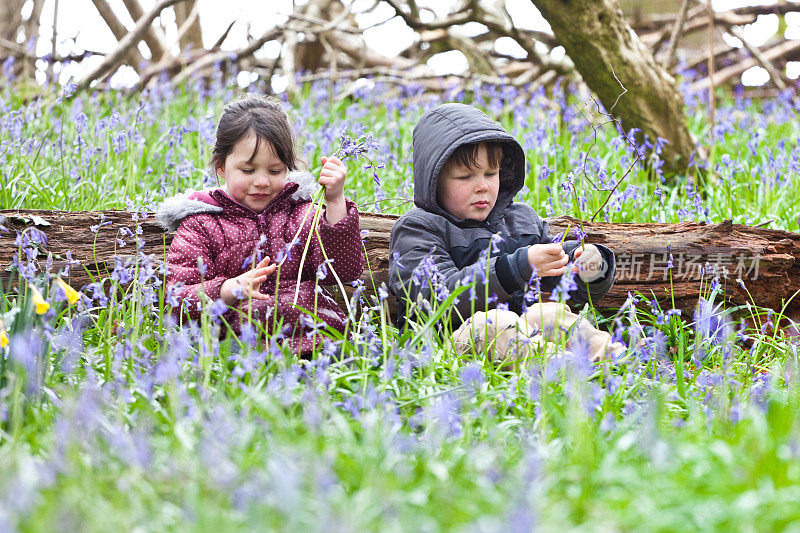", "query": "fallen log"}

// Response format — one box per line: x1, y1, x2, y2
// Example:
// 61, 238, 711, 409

1, 210, 799, 321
